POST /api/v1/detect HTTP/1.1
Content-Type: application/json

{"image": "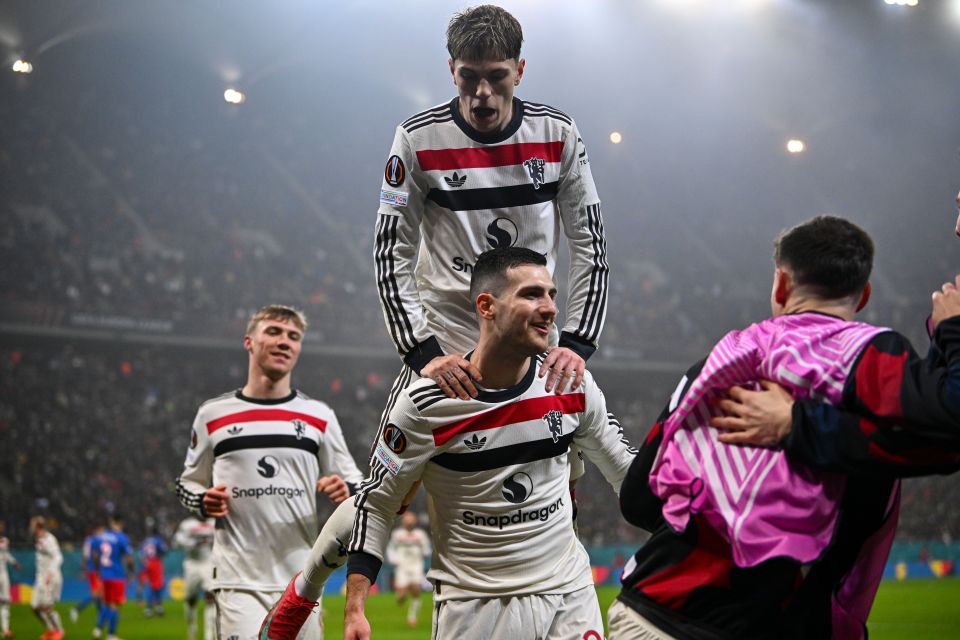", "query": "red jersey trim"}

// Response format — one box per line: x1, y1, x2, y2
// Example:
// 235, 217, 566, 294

206, 409, 327, 435
432, 393, 585, 446
416, 141, 564, 171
